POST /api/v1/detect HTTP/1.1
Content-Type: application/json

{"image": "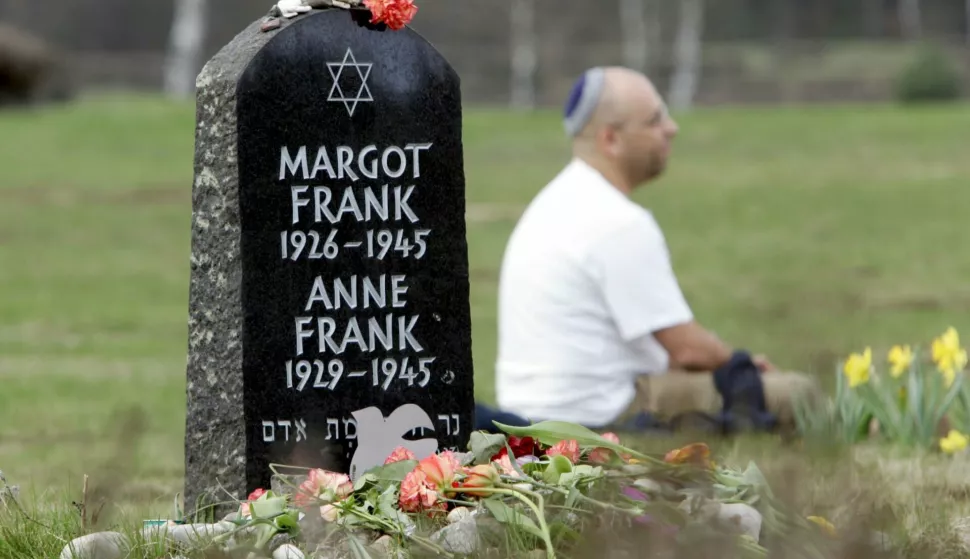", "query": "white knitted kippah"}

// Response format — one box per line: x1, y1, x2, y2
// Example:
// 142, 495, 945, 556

563, 67, 606, 137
